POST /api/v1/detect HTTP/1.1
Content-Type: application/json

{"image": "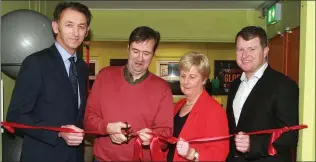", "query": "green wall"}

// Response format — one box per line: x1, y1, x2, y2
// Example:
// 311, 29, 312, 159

1, 1, 30, 15
1, 1, 59, 159
1, 0, 59, 122
1, 1, 29, 124
1, 1, 60, 18
89, 9, 265, 42
266, 1, 301, 38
